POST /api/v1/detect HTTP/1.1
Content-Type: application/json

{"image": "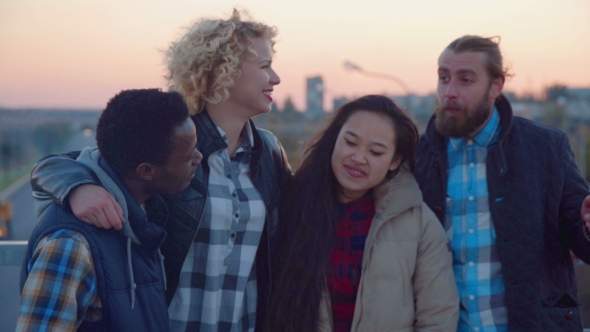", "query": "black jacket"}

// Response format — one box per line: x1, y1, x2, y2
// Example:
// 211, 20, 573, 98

413, 95, 590, 331
30, 110, 292, 330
